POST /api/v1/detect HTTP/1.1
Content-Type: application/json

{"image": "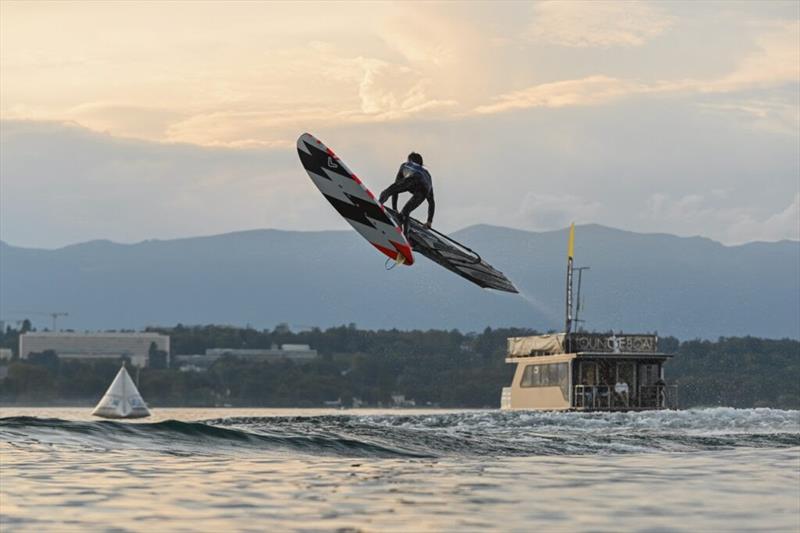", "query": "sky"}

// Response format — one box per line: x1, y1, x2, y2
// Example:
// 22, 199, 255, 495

1, 0, 798, 249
